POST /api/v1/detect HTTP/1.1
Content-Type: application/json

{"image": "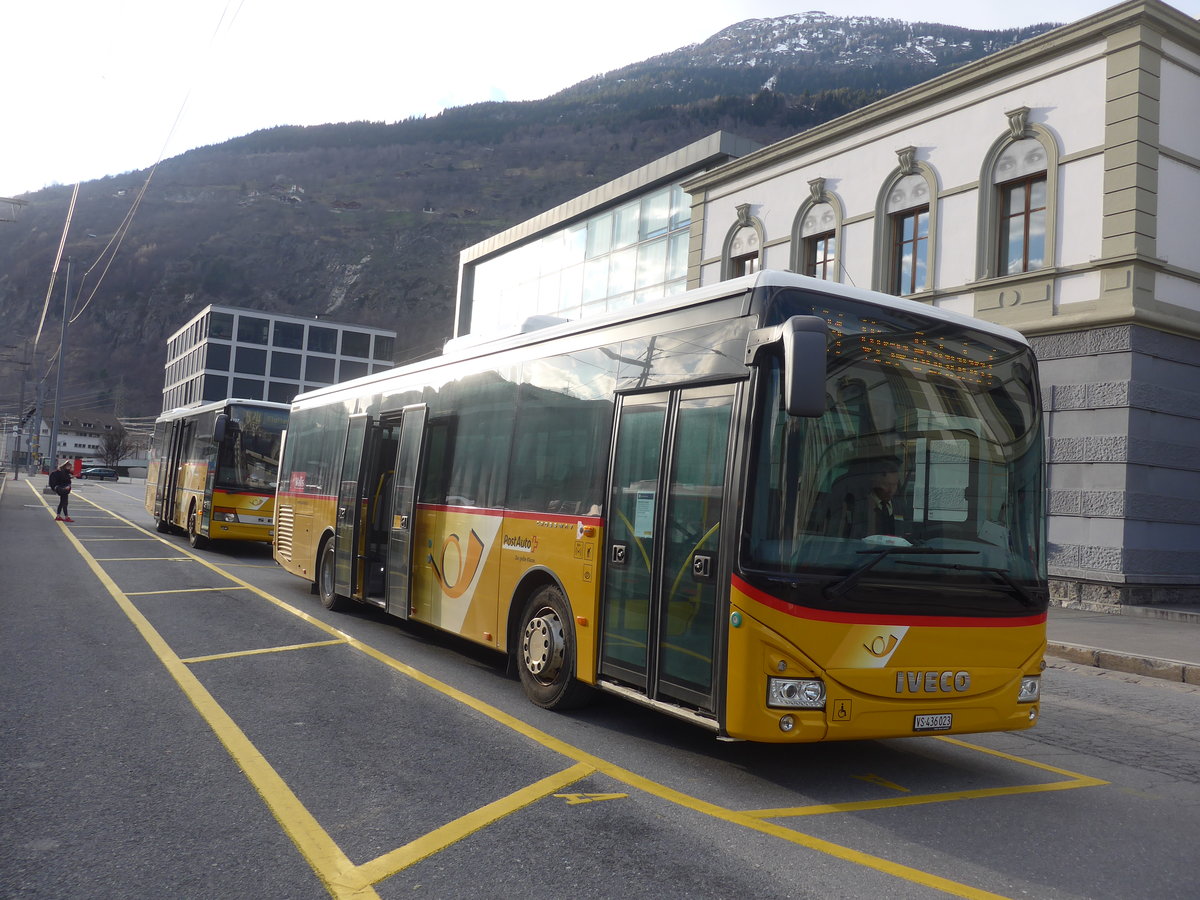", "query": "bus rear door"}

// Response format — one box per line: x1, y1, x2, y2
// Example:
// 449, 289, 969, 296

153, 419, 191, 532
